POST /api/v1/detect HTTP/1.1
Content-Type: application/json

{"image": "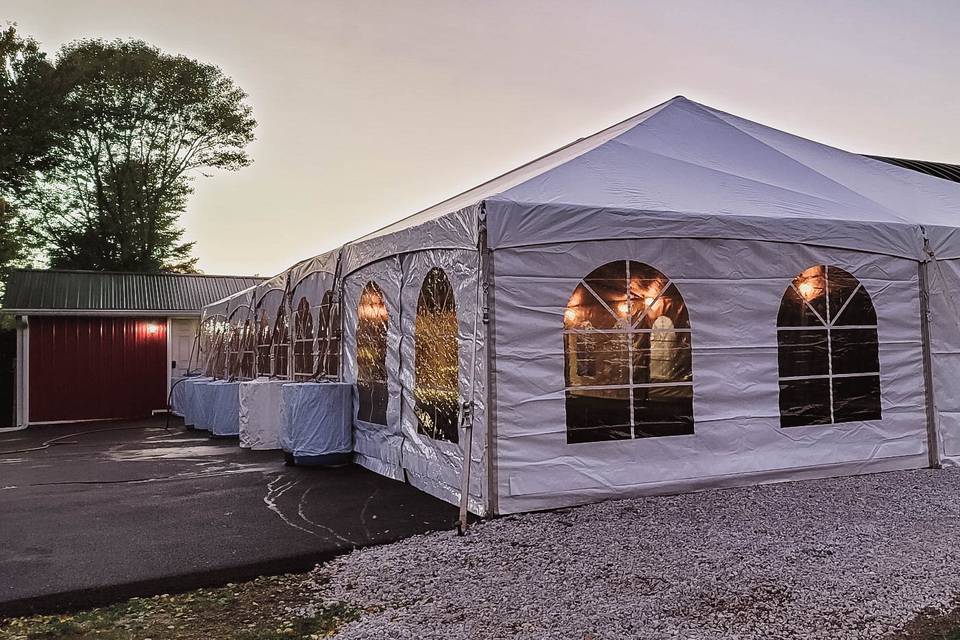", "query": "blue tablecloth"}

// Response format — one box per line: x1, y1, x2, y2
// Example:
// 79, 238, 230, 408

280, 382, 355, 465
